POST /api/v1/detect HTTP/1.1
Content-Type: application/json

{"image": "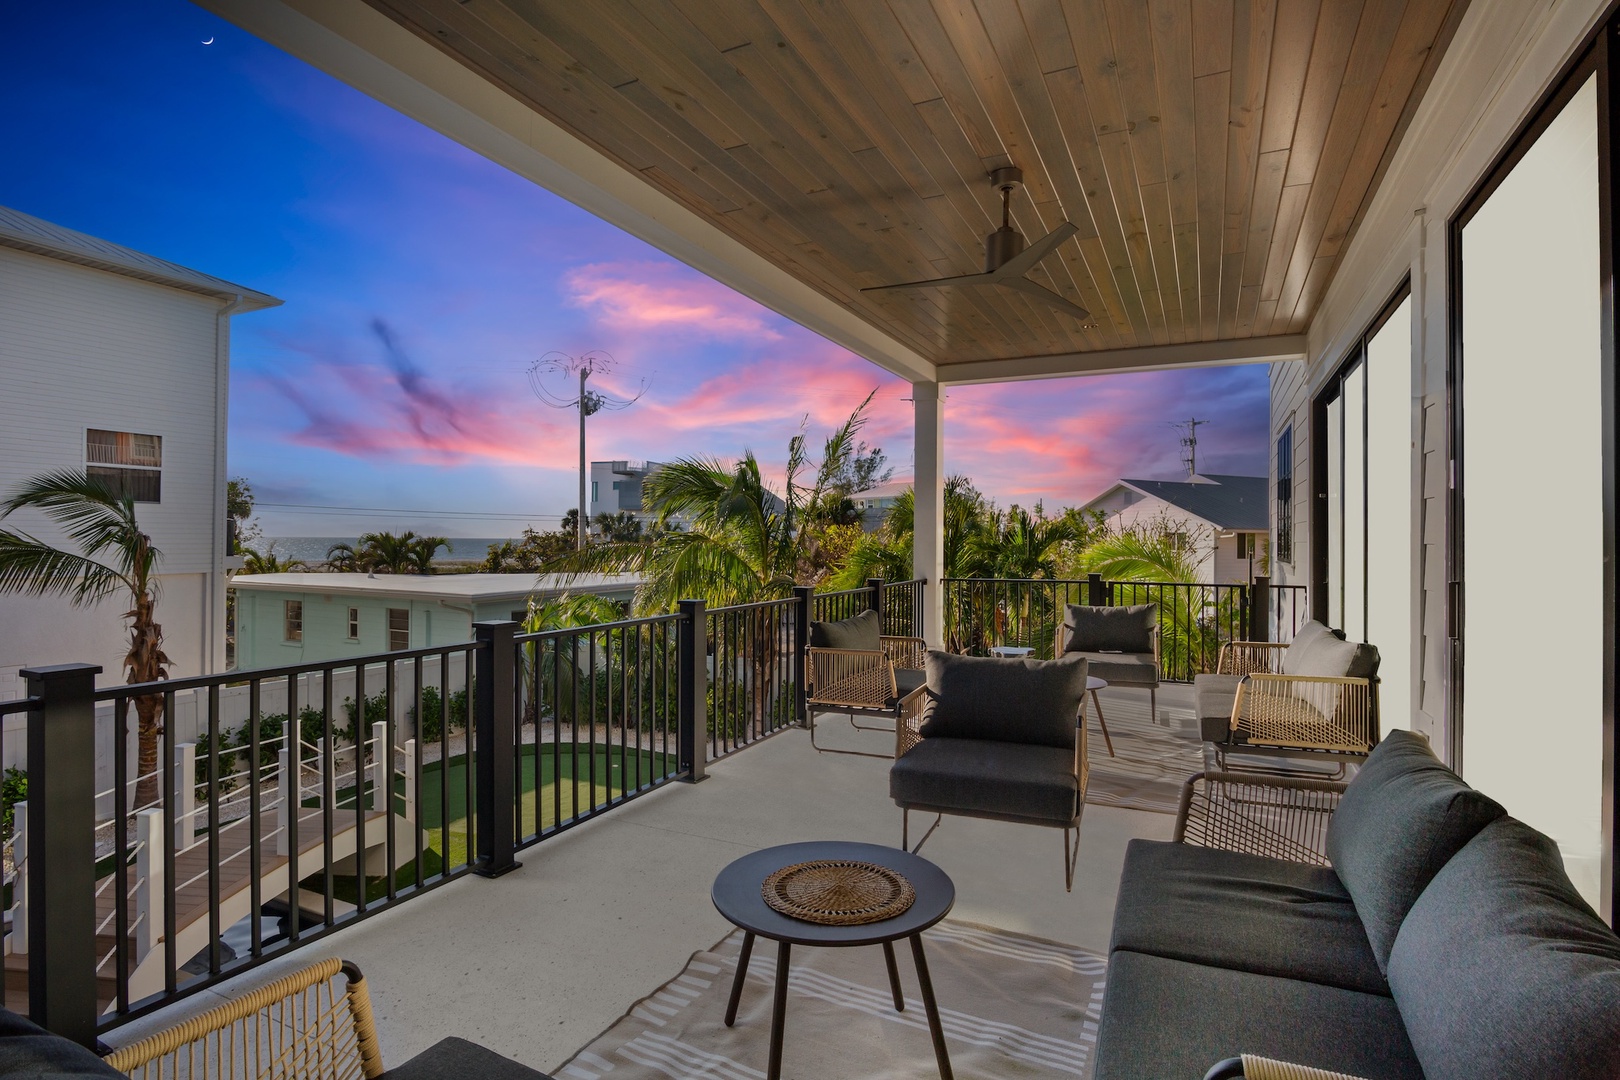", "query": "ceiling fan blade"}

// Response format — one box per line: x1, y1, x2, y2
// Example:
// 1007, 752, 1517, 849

1001, 275, 1092, 322
990, 221, 1079, 279
861, 271, 998, 293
